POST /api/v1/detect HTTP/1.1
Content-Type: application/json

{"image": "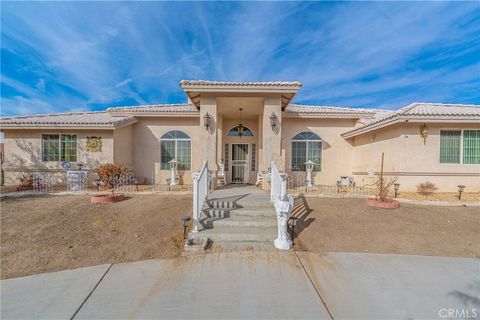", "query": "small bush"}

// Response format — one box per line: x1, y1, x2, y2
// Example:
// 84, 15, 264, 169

95, 163, 128, 187
416, 181, 438, 197
16, 174, 33, 191
374, 176, 398, 201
